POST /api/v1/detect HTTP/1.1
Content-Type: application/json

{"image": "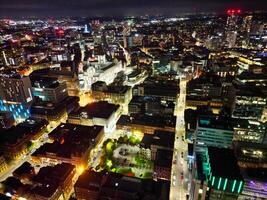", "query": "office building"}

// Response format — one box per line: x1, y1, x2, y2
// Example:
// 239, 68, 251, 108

1, 163, 76, 200
0, 111, 15, 129
195, 116, 234, 153
231, 118, 266, 143
225, 9, 241, 48
239, 168, 267, 200
133, 78, 179, 102
74, 170, 170, 200
32, 123, 104, 167
242, 15, 253, 34
31, 76, 68, 103
0, 71, 33, 106
91, 81, 132, 114
0, 154, 7, 174
68, 101, 121, 133
129, 95, 174, 116
0, 71, 32, 121
117, 114, 176, 135
234, 142, 267, 168
233, 85, 266, 120
190, 147, 244, 200
0, 117, 48, 160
